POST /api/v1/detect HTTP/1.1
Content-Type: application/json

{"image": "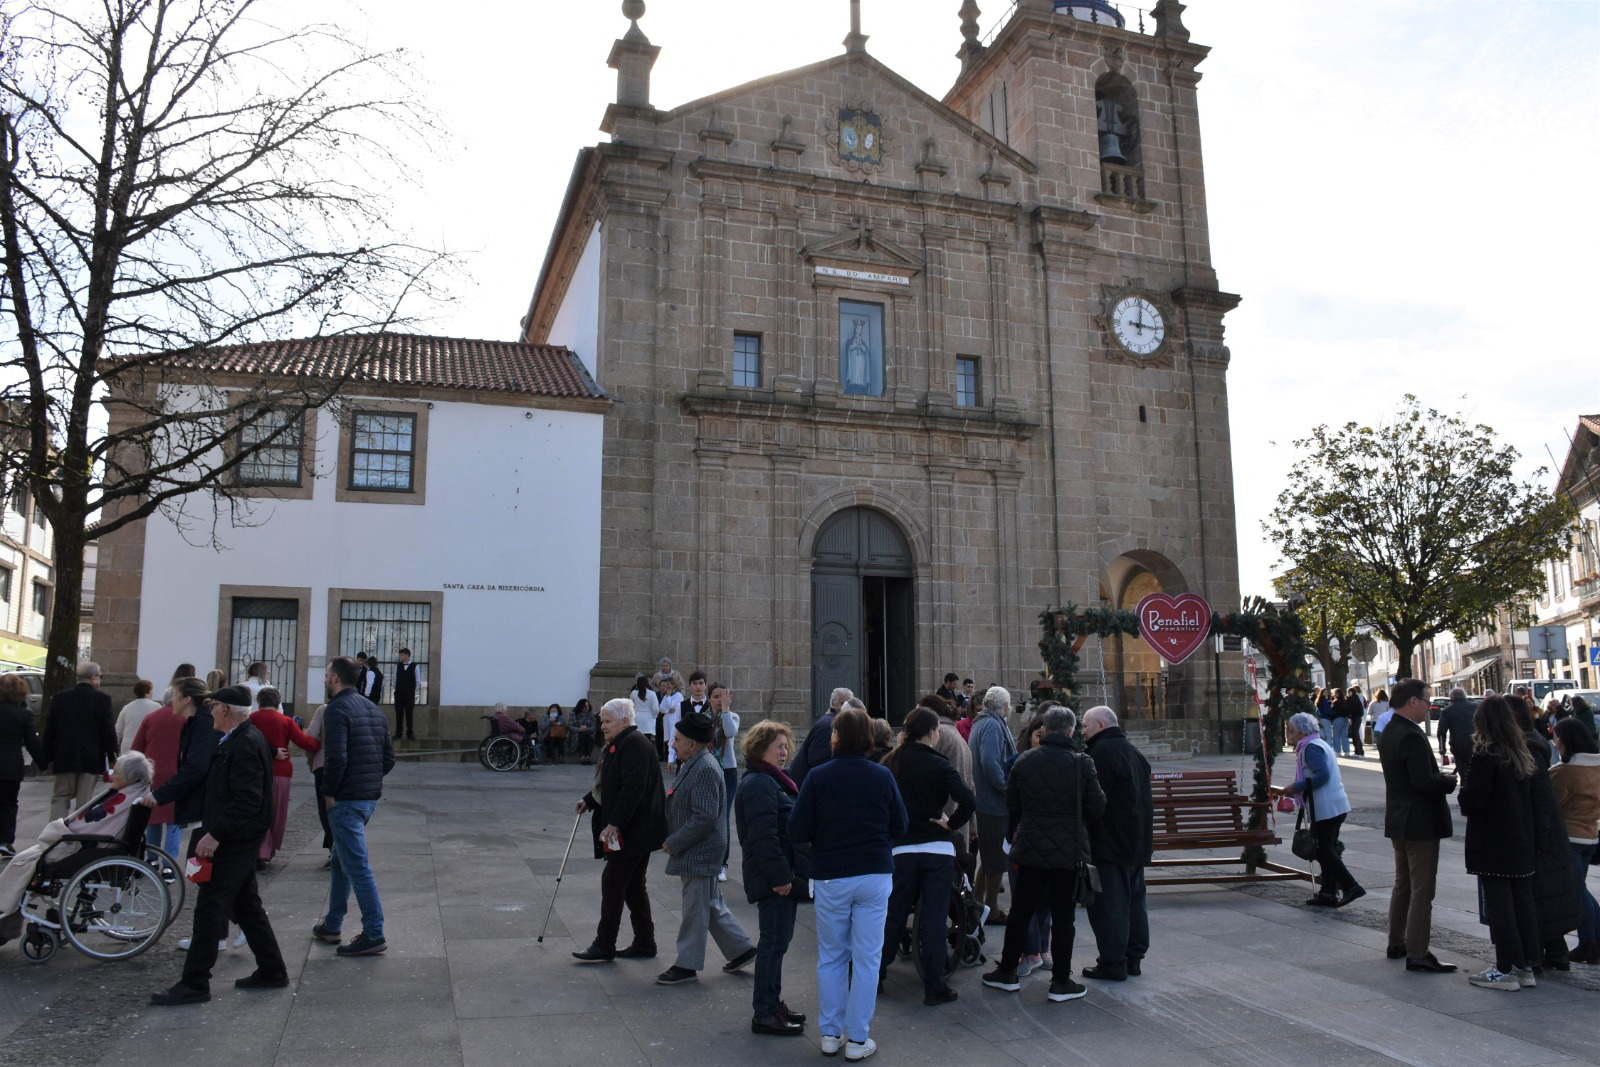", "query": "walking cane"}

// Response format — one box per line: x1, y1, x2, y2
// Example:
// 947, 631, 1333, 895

537, 810, 585, 943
